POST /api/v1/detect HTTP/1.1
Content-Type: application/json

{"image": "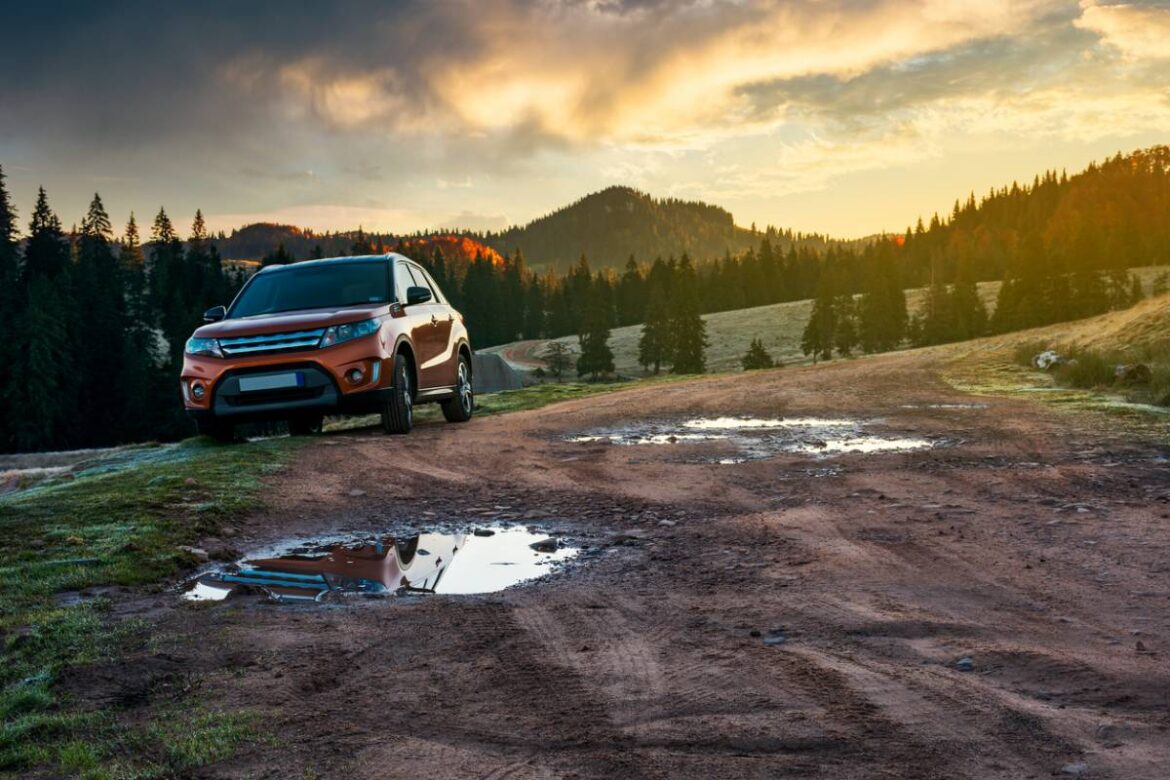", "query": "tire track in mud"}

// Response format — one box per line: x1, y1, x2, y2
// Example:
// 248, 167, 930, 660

419, 600, 648, 778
